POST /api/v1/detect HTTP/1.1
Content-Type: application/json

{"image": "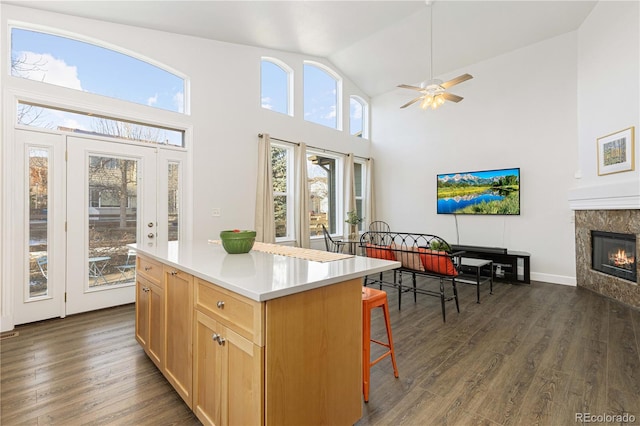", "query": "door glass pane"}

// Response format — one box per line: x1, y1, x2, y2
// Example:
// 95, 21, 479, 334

88, 156, 138, 287
29, 148, 49, 298
168, 162, 179, 242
